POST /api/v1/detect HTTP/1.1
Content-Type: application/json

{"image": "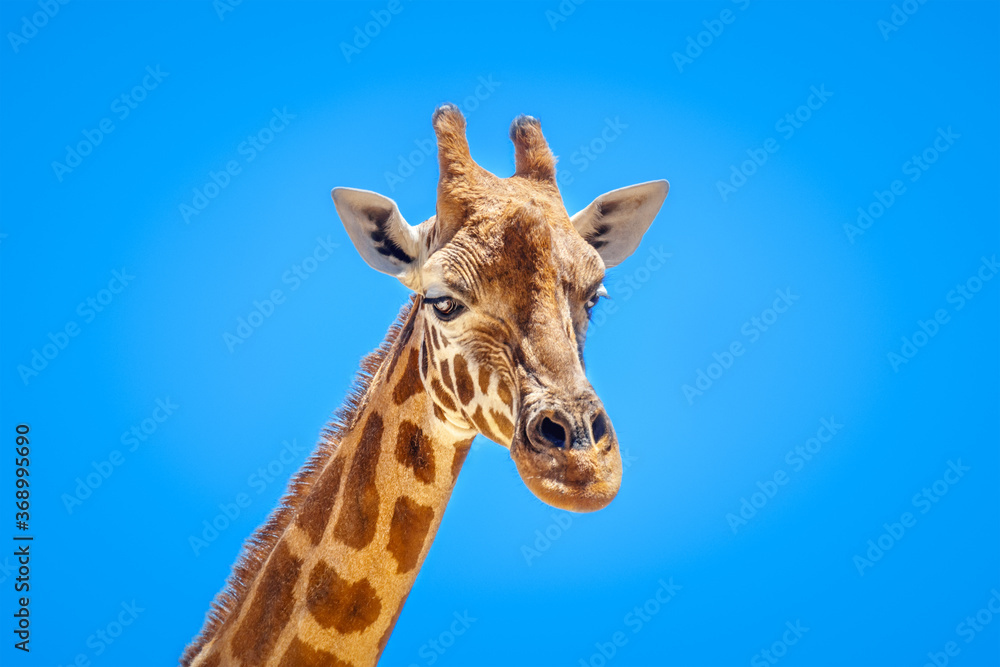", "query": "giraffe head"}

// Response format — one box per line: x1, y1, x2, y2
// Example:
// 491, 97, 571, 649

333, 105, 667, 512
